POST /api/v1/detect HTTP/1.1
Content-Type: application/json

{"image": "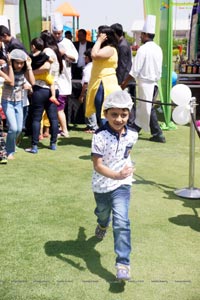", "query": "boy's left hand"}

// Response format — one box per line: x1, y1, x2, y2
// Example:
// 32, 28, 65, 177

118, 165, 133, 180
